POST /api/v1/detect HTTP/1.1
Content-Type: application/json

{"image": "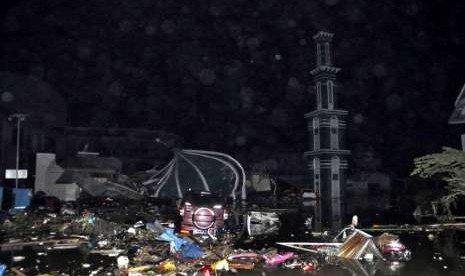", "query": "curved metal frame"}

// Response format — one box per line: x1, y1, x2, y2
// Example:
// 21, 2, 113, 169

184, 150, 241, 201
147, 149, 246, 201
178, 152, 210, 192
